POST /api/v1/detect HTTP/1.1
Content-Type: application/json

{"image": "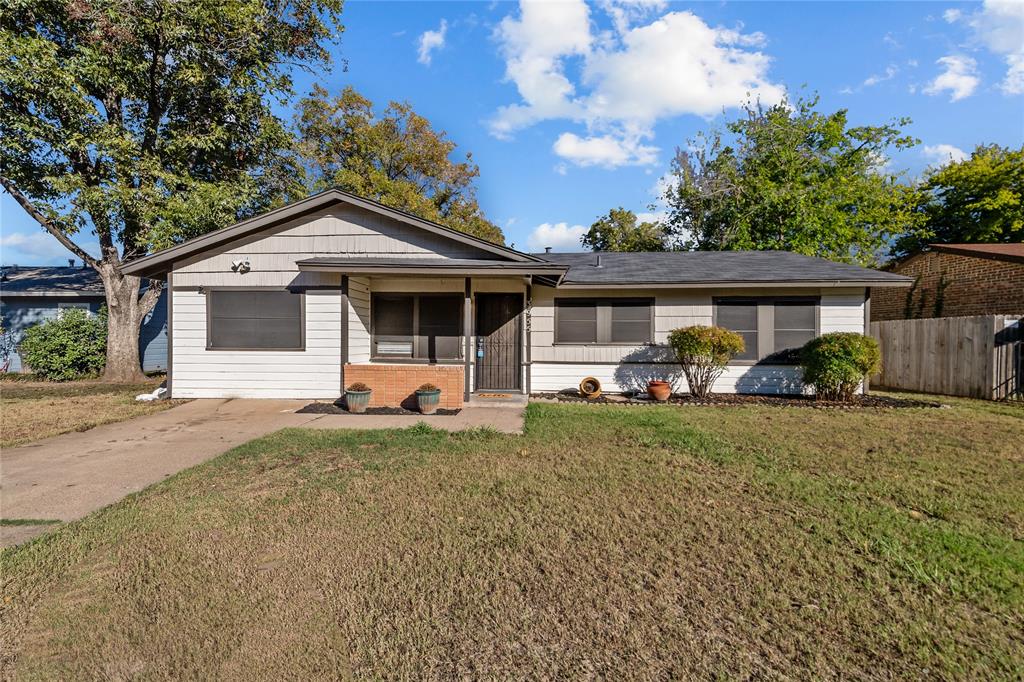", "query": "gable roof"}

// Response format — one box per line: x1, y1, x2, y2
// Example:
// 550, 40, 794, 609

930, 243, 1024, 264
121, 189, 543, 277
0, 266, 106, 298
534, 251, 913, 287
